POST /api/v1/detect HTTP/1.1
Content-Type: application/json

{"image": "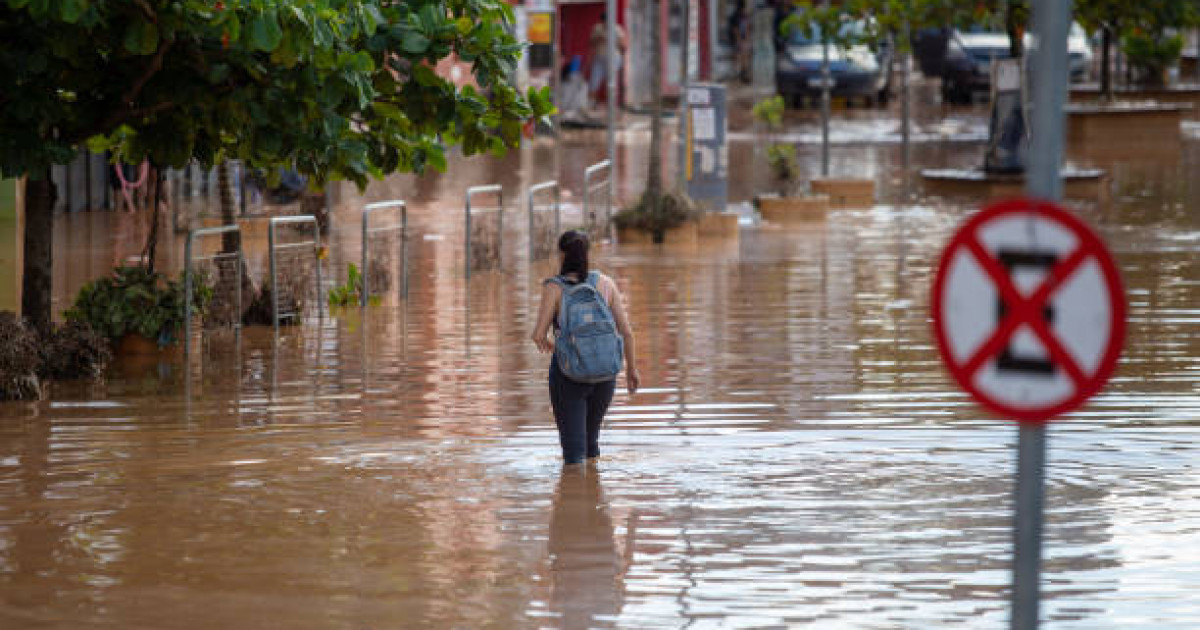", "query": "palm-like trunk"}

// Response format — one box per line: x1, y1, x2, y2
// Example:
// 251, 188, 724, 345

21, 170, 55, 337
